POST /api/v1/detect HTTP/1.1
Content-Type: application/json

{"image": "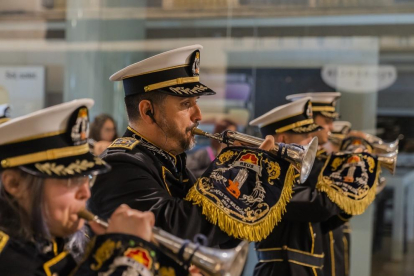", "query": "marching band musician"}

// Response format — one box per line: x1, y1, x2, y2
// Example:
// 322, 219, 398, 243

0, 99, 182, 276
251, 97, 347, 276
88, 45, 278, 249
287, 92, 352, 276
